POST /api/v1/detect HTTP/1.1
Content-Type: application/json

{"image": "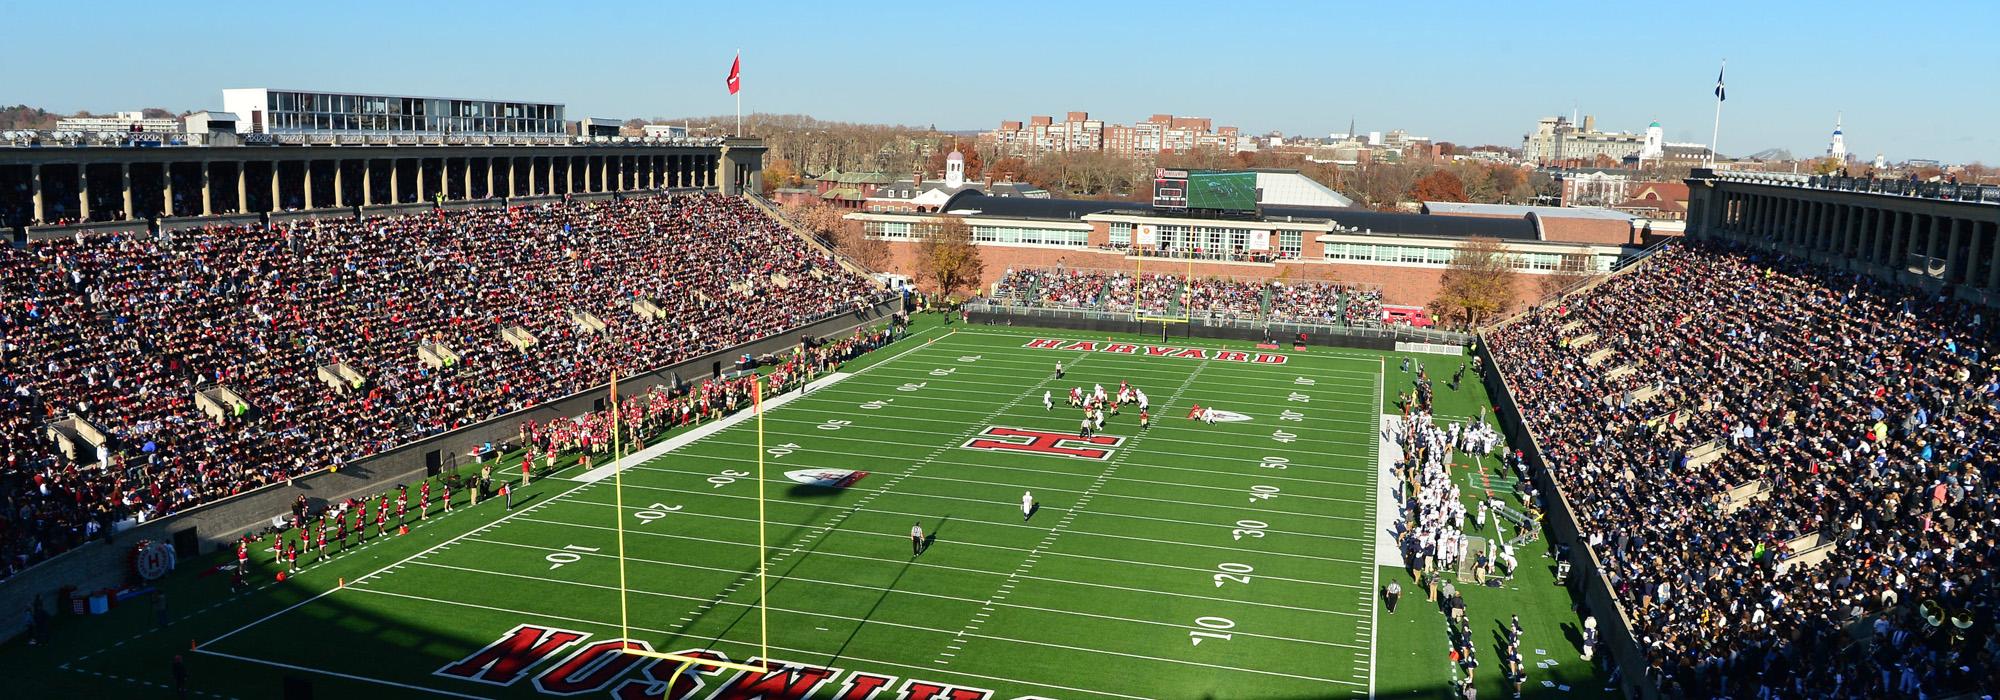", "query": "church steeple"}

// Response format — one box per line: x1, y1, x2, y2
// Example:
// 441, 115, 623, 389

1827, 112, 1847, 161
